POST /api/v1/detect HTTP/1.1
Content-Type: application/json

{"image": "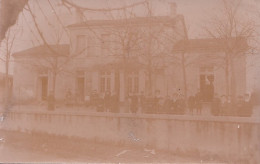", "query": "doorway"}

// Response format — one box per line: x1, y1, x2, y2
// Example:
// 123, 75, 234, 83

41, 76, 48, 100
77, 77, 85, 101
199, 66, 214, 102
